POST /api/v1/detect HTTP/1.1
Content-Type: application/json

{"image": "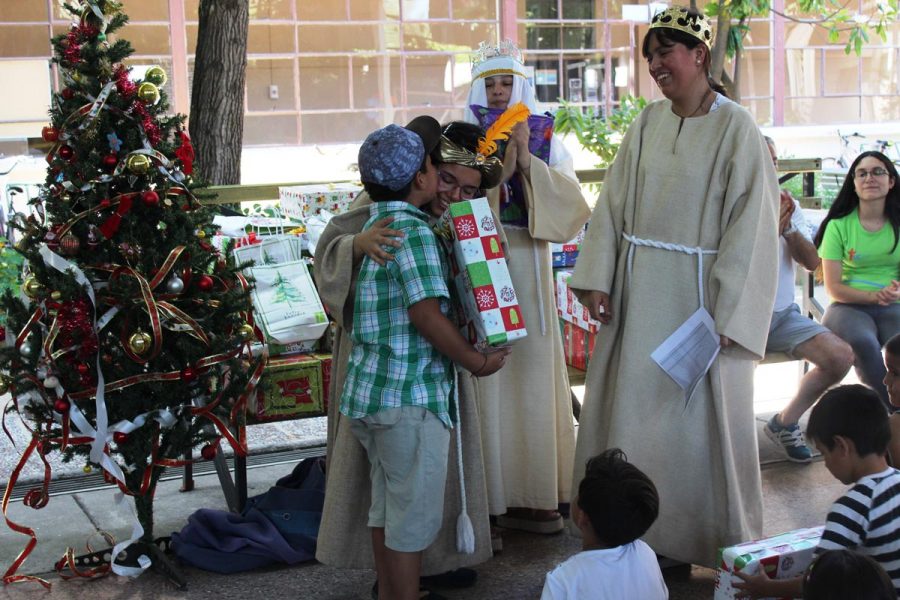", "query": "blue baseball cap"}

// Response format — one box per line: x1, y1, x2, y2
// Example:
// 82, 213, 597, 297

358, 117, 441, 191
